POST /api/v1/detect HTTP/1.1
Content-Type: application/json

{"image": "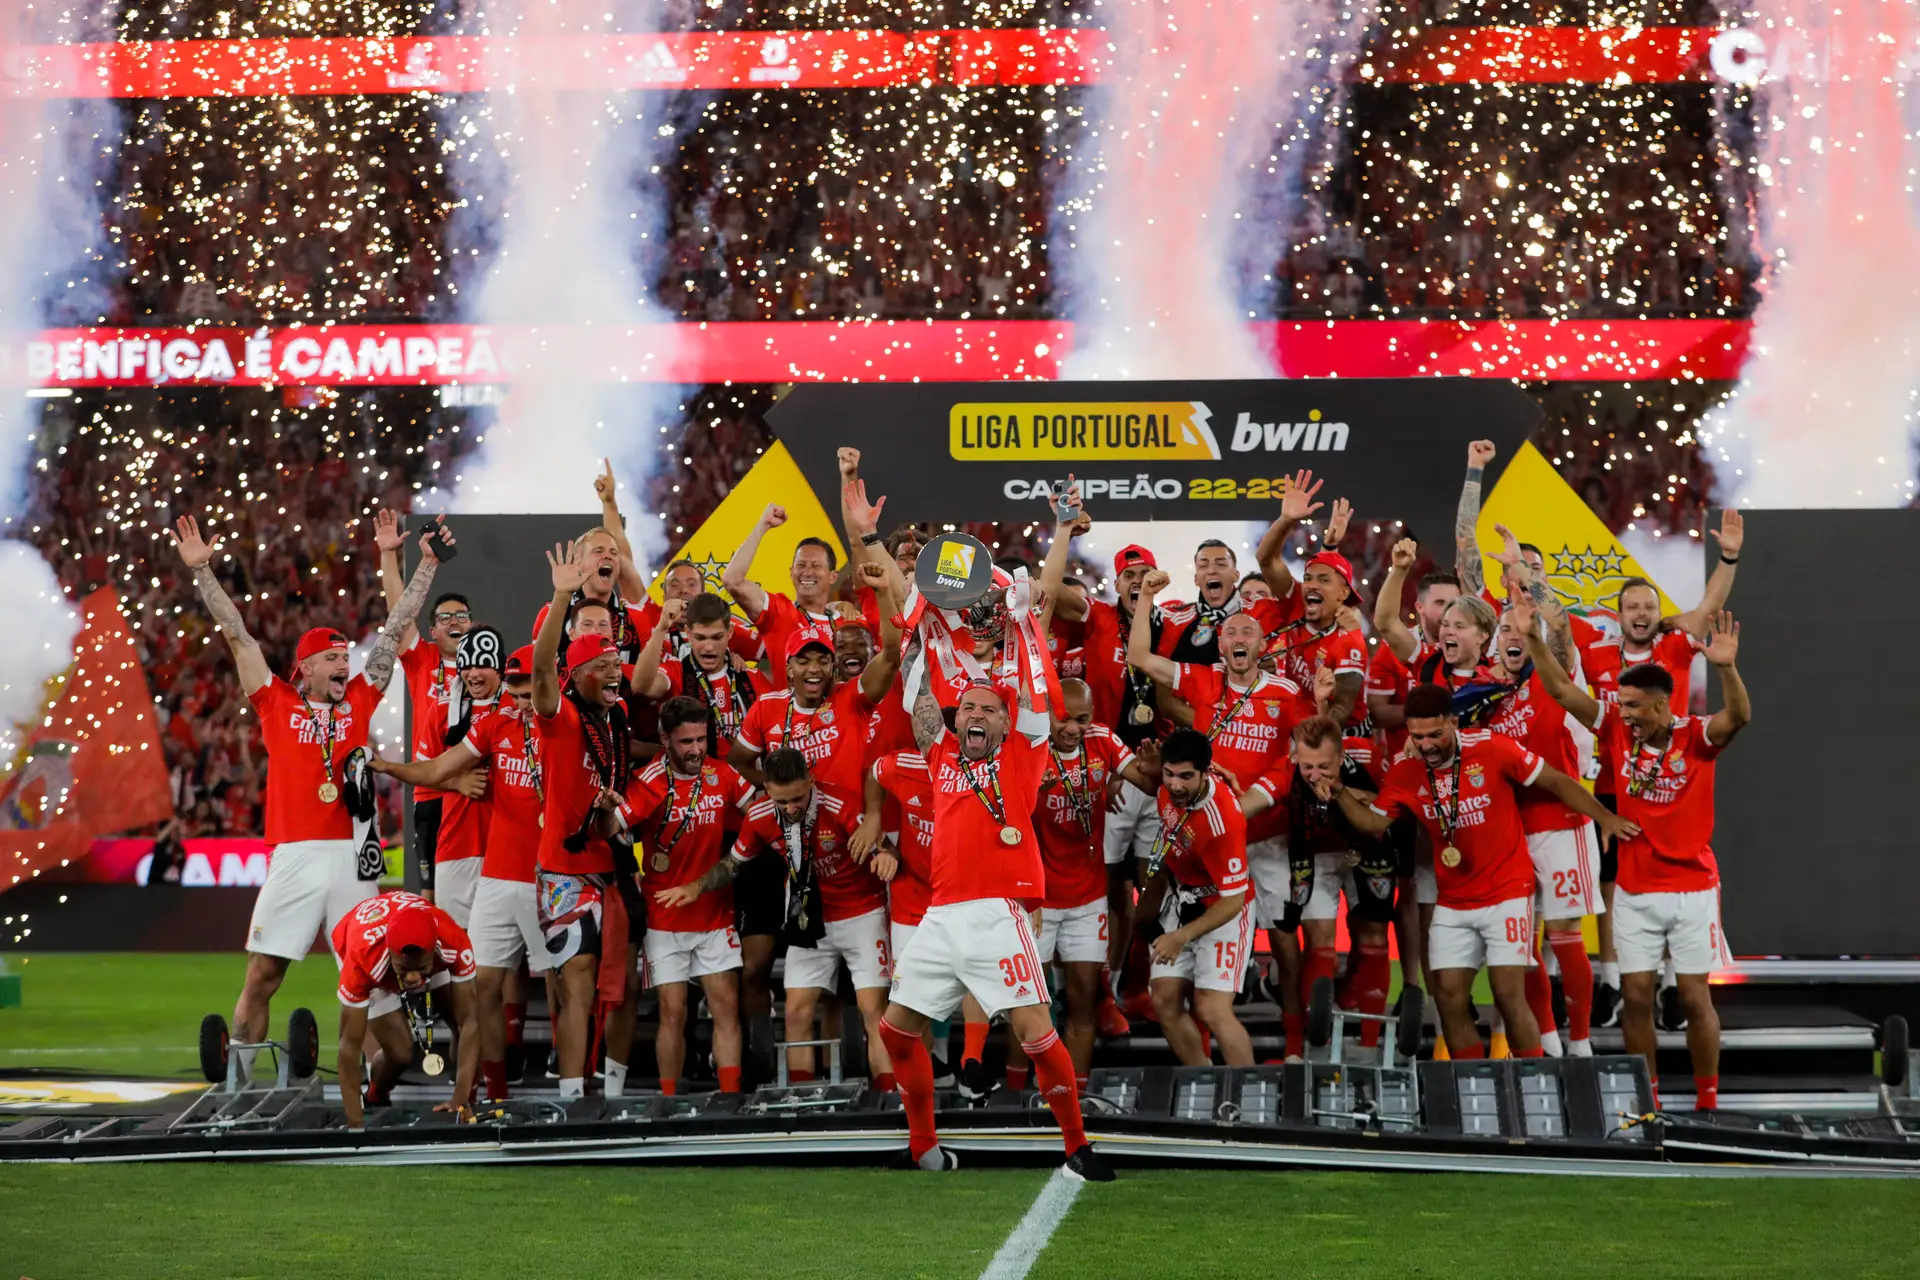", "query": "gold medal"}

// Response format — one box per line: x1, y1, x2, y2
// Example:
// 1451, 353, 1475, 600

651, 850, 670, 873
796, 910, 809, 931
421, 1051, 446, 1077
1440, 845, 1462, 868
999, 825, 1022, 847
1131, 704, 1154, 725
317, 781, 339, 804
